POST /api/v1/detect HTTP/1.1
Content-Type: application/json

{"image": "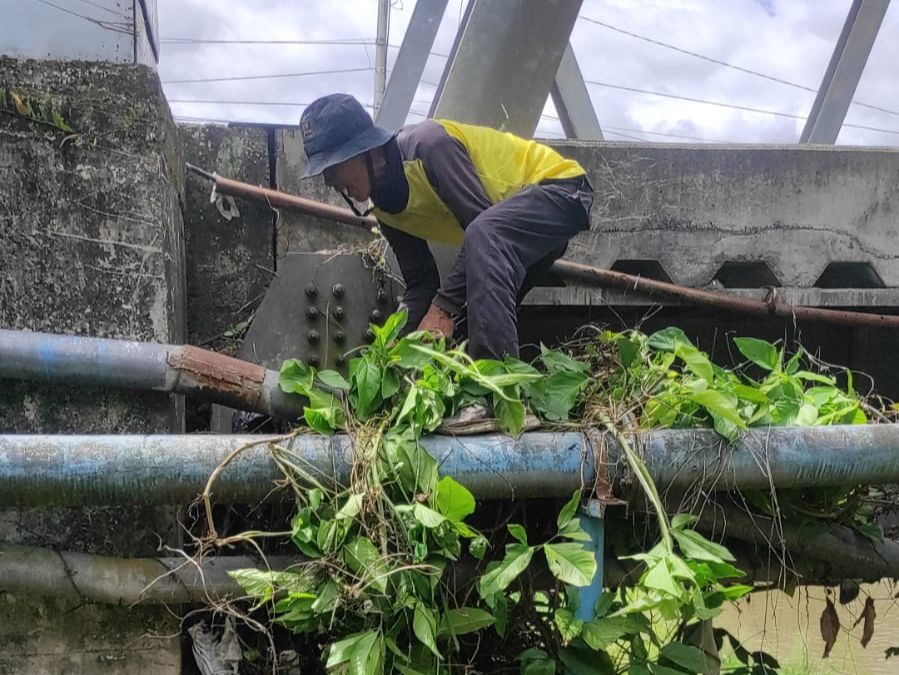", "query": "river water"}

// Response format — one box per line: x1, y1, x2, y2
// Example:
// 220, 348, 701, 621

716, 582, 899, 674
